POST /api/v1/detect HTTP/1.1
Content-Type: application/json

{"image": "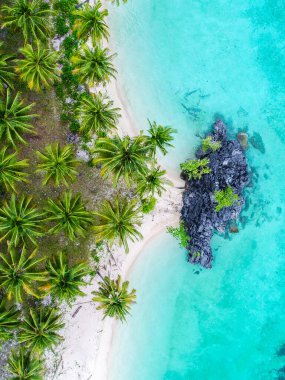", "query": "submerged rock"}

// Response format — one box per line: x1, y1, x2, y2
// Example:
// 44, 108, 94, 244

237, 132, 248, 150
181, 120, 249, 268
